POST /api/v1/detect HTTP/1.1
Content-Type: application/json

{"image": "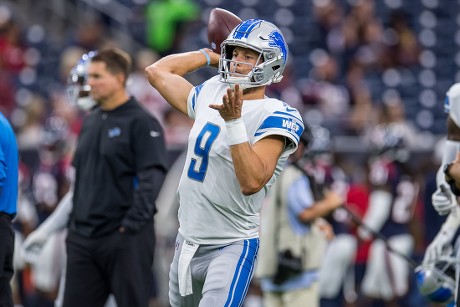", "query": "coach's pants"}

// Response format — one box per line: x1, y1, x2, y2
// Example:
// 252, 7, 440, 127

0, 214, 14, 307
63, 222, 155, 307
